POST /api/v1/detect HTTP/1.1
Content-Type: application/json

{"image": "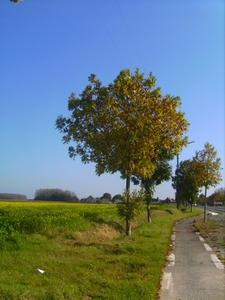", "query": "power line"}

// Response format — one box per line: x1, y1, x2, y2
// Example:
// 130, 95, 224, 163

90, 0, 127, 68
116, 0, 146, 73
